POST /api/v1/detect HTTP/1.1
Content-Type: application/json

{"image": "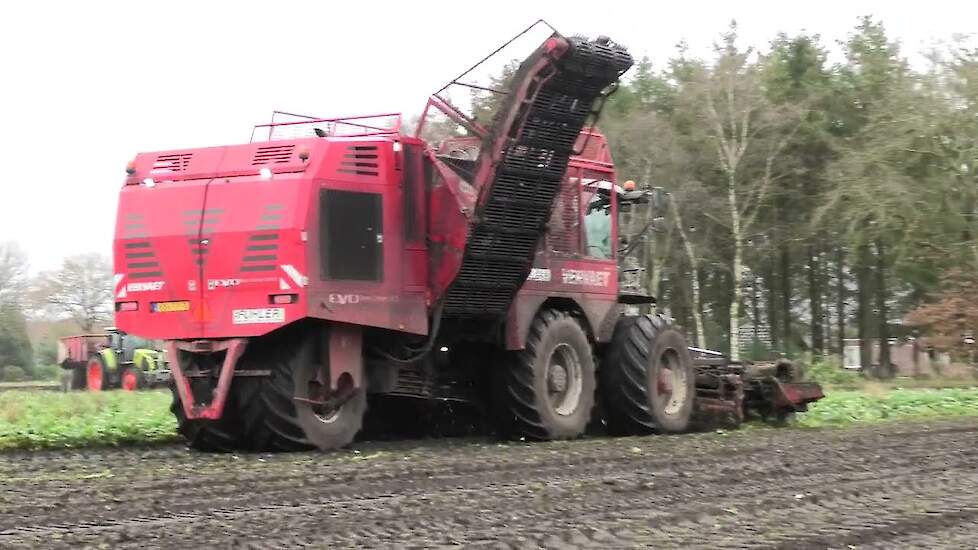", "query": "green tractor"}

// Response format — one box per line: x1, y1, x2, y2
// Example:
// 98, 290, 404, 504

59, 328, 170, 391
